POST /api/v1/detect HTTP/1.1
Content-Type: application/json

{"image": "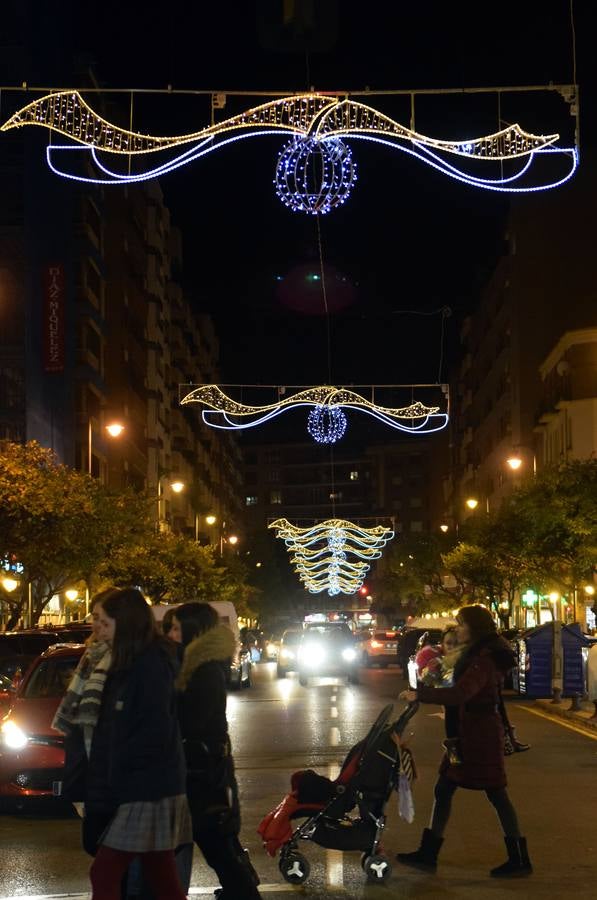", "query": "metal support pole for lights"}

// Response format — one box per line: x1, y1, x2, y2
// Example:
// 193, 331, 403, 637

28, 582, 33, 629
